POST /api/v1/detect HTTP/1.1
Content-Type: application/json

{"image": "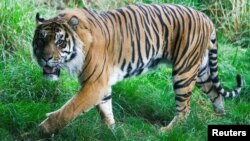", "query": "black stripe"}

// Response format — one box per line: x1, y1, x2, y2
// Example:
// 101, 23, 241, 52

172, 50, 196, 75
102, 95, 112, 101
212, 77, 219, 83
139, 5, 151, 23
182, 53, 199, 74
145, 37, 151, 59
236, 74, 242, 87
205, 86, 213, 94
67, 52, 76, 62
62, 51, 71, 54
229, 91, 233, 97
176, 106, 187, 113
212, 95, 219, 103
126, 10, 135, 63
101, 19, 111, 49
81, 65, 98, 85
78, 54, 91, 77
171, 8, 182, 62
94, 56, 107, 82
176, 92, 192, 98
117, 9, 129, 37
152, 5, 165, 55
176, 96, 186, 102
107, 11, 117, 22
87, 18, 98, 27
196, 77, 211, 85
234, 89, 239, 95
217, 86, 223, 92
174, 75, 196, 90
209, 56, 217, 60
198, 65, 208, 77
121, 58, 126, 71
161, 6, 171, 25
210, 67, 218, 73
174, 8, 187, 63
124, 63, 133, 78
211, 39, 216, 44
127, 6, 143, 68
209, 61, 217, 67
186, 8, 197, 44
117, 12, 124, 63
209, 49, 217, 54
87, 10, 104, 31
